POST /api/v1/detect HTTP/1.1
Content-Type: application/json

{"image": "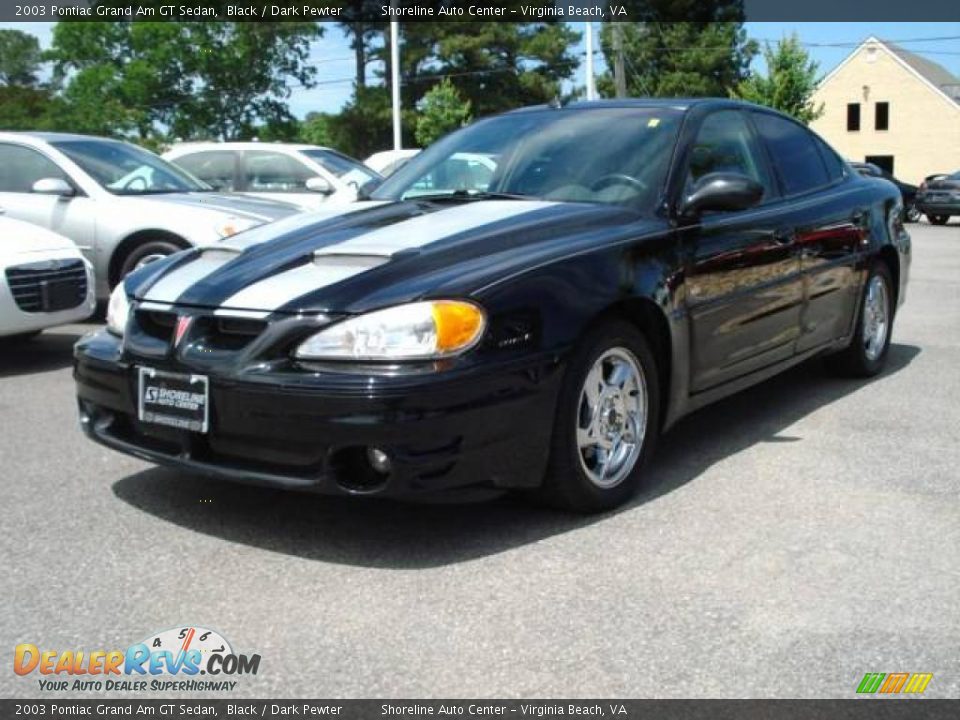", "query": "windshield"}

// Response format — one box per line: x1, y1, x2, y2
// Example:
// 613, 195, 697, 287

300, 148, 382, 194
372, 107, 683, 210
53, 140, 210, 195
